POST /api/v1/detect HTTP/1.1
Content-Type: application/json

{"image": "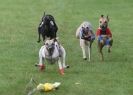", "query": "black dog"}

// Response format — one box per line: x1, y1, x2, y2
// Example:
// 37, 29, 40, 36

37, 12, 58, 43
